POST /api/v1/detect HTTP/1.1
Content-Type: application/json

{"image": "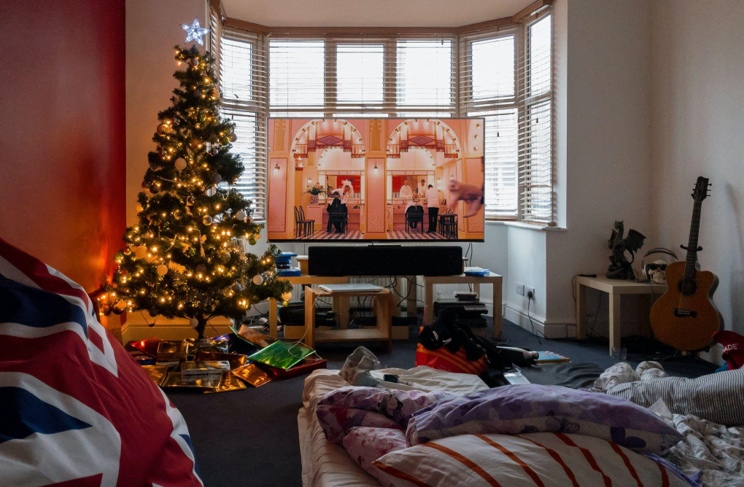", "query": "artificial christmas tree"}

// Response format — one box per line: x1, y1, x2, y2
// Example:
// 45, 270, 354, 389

106, 43, 292, 339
